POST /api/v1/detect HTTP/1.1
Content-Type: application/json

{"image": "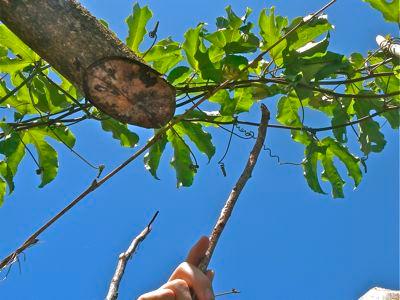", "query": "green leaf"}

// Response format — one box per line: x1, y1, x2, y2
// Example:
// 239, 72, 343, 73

0, 161, 14, 194
321, 149, 345, 198
322, 137, 362, 187
167, 129, 195, 187
225, 5, 243, 29
0, 131, 26, 177
126, 3, 153, 53
276, 95, 311, 145
25, 129, 58, 188
363, 0, 399, 23
0, 57, 32, 74
303, 143, 326, 194
167, 66, 191, 85
0, 177, 5, 206
284, 15, 332, 52
144, 132, 168, 180
353, 99, 386, 154
331, 106, 349, 143
101, 117, 139, 148
46, 125, 76, 148
183, 24, 204, 70
175, 122, 215, 161
209, 88, 254, 116
0, 24, 39, 61
144, 38, 183, 74
194, 48, 222, 82
259, 7, 288, 65
251, 83, 283, 100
